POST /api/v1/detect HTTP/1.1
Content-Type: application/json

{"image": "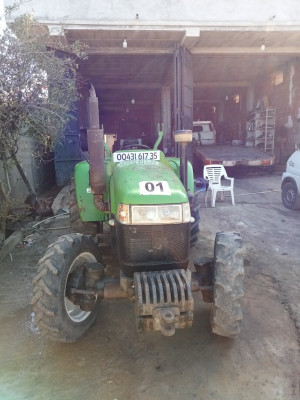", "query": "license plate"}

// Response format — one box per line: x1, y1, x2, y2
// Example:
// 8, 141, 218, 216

113, 150, 160, 163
